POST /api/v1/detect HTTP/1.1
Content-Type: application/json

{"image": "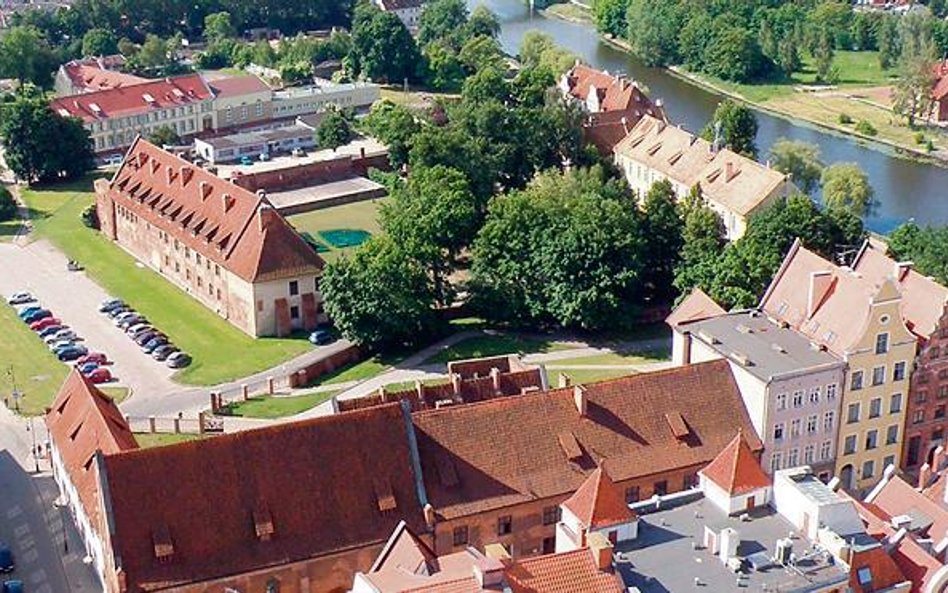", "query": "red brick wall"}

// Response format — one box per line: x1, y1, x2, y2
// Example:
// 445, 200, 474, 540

232, 152, 390, 194
288, 345, 363, 388
430, 464, 700, 558
903, 308, 948, 473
